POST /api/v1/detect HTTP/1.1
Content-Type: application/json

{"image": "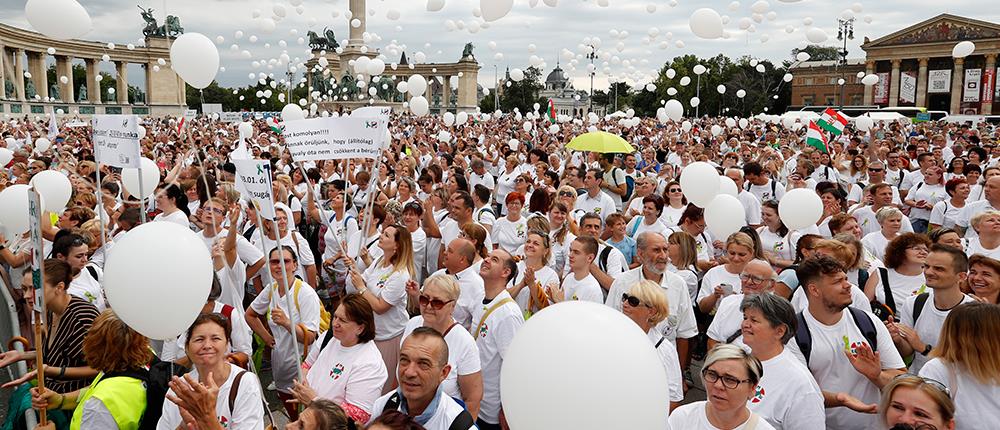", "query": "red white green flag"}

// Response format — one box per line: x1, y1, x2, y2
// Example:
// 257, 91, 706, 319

817, 108, 848, 135
546, 99, 556, 123
267, 117, 283, 134
806, 121, 829, 153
